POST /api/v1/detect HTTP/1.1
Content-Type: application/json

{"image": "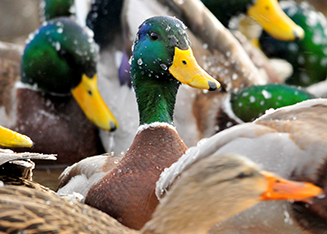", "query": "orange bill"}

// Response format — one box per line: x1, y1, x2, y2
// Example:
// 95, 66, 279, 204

169, 47, 220, 91
260, 171, 323, 202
